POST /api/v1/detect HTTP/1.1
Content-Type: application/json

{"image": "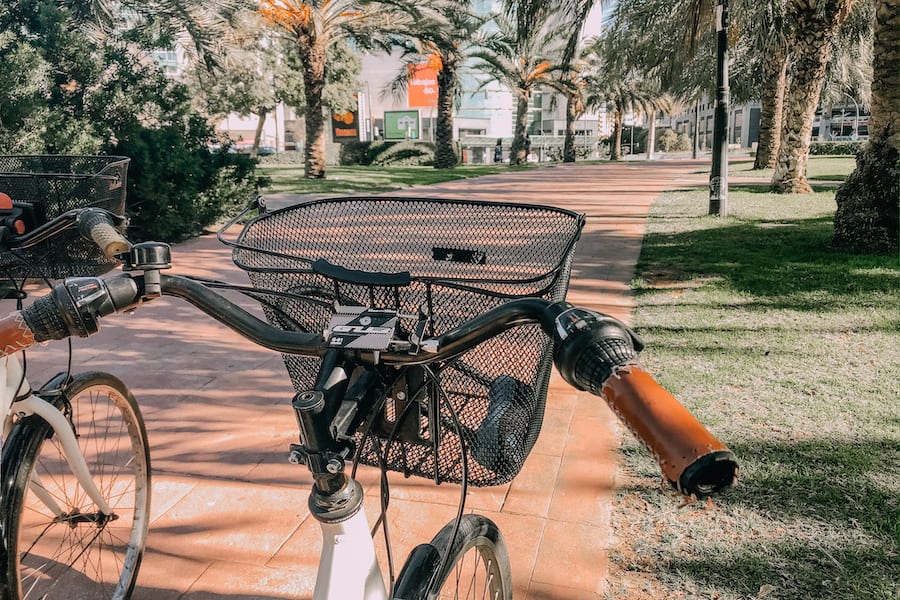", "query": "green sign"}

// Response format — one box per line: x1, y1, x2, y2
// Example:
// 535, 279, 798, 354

384, 110, 420, 140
